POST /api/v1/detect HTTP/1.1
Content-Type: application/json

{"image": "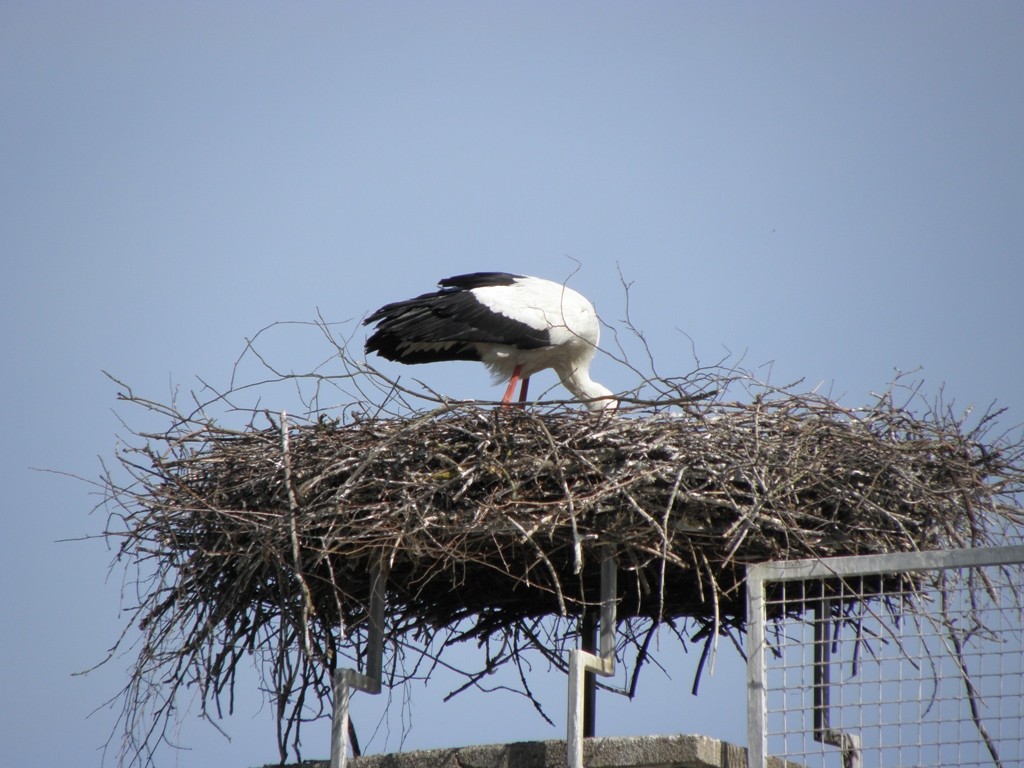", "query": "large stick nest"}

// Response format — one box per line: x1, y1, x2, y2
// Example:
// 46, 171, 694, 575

126, 393, 1018, 629
96, 325, 1024, 766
